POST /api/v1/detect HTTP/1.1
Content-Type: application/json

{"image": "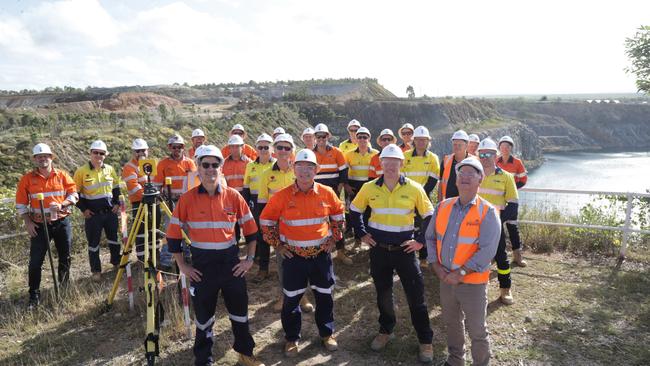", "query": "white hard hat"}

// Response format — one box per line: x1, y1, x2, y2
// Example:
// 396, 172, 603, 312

273, 127, 285, 135
32, 143, 53, 156
413, 126, 431, 139
168, 134, 185, 145
294, 149, 318, 165
455, 157, 484, 176
196, 144, 224, 162
273, 133, 295, 148
301, 127, 315, 138
192, 128, 205, 138
379, 144, 405, 160
399, 123, 415, 134
227, 135, 244, 146
451, 130, 469, 141
89, 140, 108, 153
499, 135, 515, 146
131, 138, 149, 150
231, 124, 245, 132
347, 119, 361, 129
256, 133, 273, 144
314, 123, 330, 135
468, 134, 480, 143
356, 127, 371, 136
477, 138, 498, 152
